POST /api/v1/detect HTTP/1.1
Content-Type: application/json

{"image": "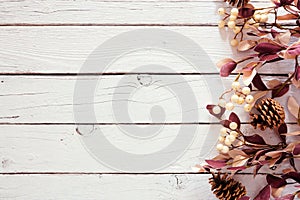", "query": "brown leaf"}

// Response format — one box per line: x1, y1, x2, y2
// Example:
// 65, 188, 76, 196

238, 40, 257, 51
244, 134, 266, 145
275, 31, 291, 45
277, 13, 298, 20
243, 67, 257, 86
287, 96, 300, 124
254, 185, 271, 200
228, 149, 249, 158
267, 79, 282, 88
283, 131, 300, 136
